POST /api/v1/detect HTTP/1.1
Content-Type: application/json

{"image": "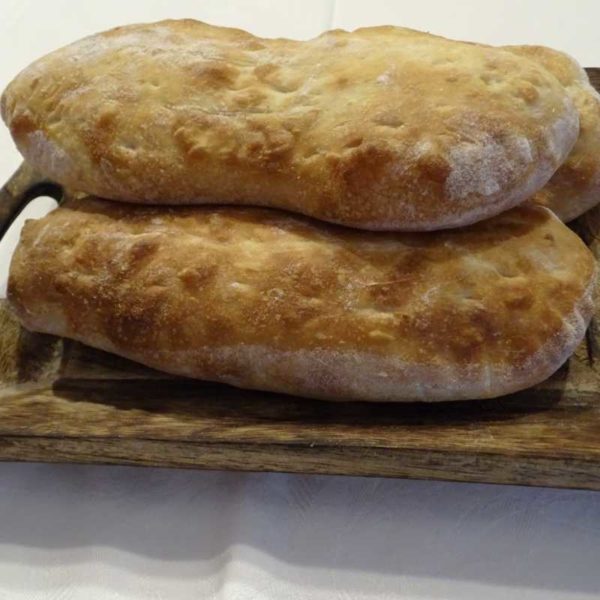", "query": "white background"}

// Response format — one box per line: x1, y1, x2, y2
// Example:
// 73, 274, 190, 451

0, 1, 599, 599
